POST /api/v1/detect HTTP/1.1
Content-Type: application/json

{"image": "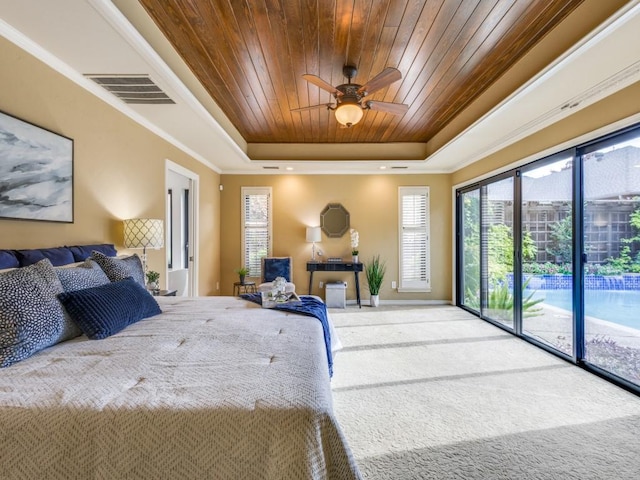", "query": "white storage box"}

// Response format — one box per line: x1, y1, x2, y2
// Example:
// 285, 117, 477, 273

325, 281, 346, 308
